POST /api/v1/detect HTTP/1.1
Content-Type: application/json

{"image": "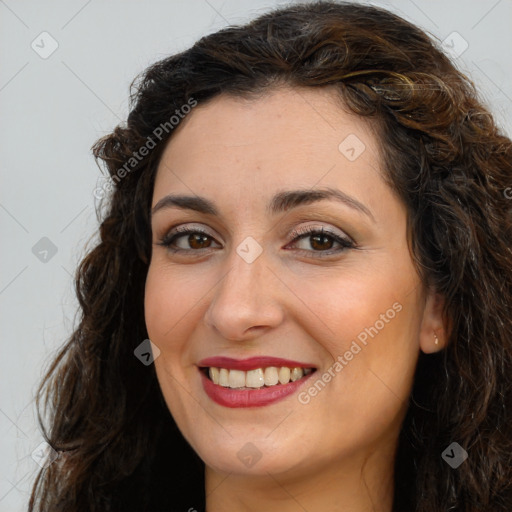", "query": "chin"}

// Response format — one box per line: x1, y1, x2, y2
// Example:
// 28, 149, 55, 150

191, 433, 308, 476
